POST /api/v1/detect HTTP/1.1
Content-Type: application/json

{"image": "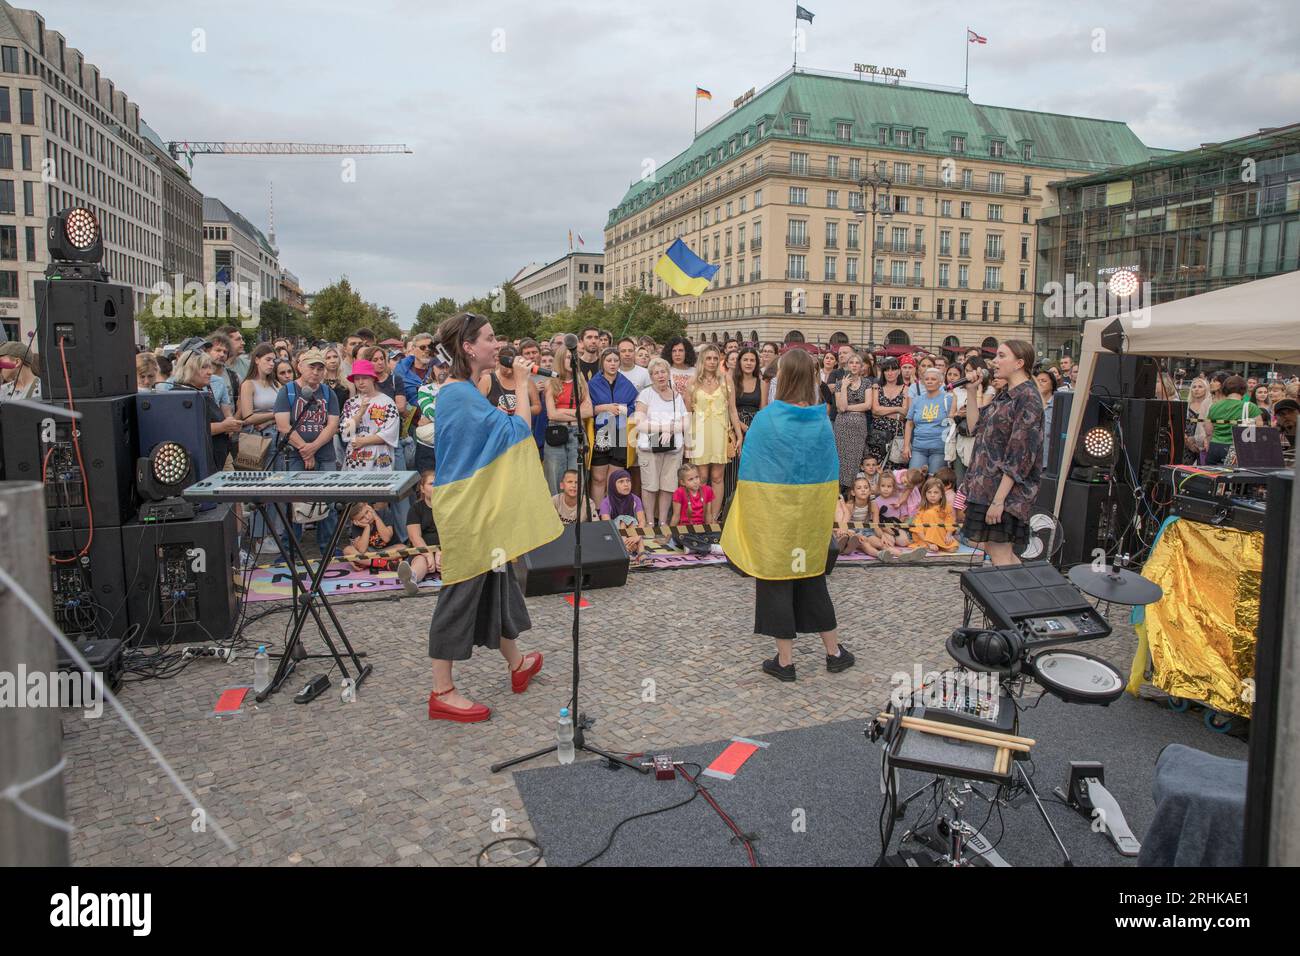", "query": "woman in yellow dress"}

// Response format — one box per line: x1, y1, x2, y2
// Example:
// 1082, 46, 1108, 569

684, 344, 735, 521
